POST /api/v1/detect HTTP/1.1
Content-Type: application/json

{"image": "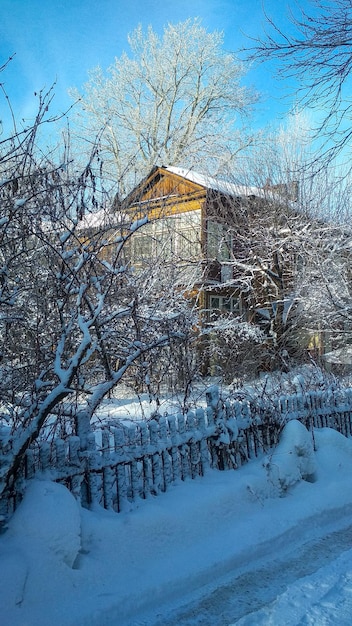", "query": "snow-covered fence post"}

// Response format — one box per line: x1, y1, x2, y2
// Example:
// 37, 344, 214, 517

327, 390, 337, 429
255, 400, 272, 452
296, 393, 305, 425
86, 432, 101, 509
159, 416, 172, 490
206, 385, 229, 470
243, 401, 255, 460
102, 429, 114, 510
167, 414, 182, 482
319, 391, 328, 427
280, 393, 288, 422
233, 401, 248, 466
205, 386, 218, 467
71, 413, 91, 505
186, 411, 200, 478
206, 385, 220, 411
304, 391, 316, 429
25, 448, 36, 480
340, 391, 349, 437
139, 421, 152, 498
113, 427, 128, 512
322, 390, 334, 428
334, 390, 345, 435
311, 391, 319, 427
55, 439, 66, 473
196, 408, 210, 475
68, 436, 84, 504
177, 413, 190, 480
39, 442, 51, 472
75, 411, 91, 451
149, 419, 163, 493
124, 423, 140, 501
